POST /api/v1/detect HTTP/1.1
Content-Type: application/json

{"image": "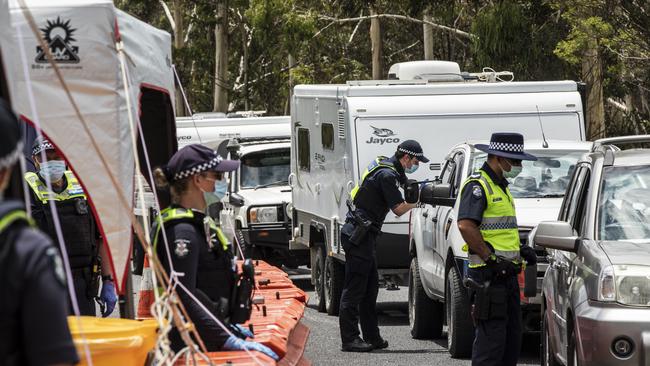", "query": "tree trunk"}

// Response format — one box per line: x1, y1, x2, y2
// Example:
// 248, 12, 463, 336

423, 11, 434, 60
172, 0, 186, 116
242, 25, 249, 111
213, 0, 228, 113
285, 53, 296, 115
369, 6, 383, 80
582, 37, 605, 139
